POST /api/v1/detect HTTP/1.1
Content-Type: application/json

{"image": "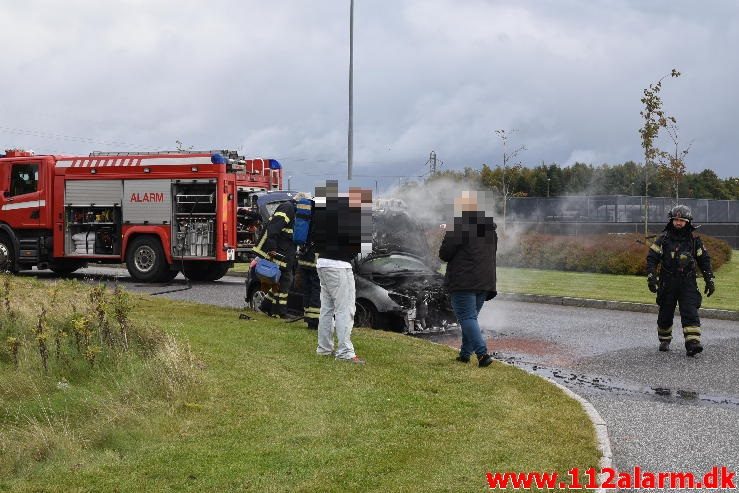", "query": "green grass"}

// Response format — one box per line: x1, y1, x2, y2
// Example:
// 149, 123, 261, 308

1, 279, 600, 492
497, 250, 738, 311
